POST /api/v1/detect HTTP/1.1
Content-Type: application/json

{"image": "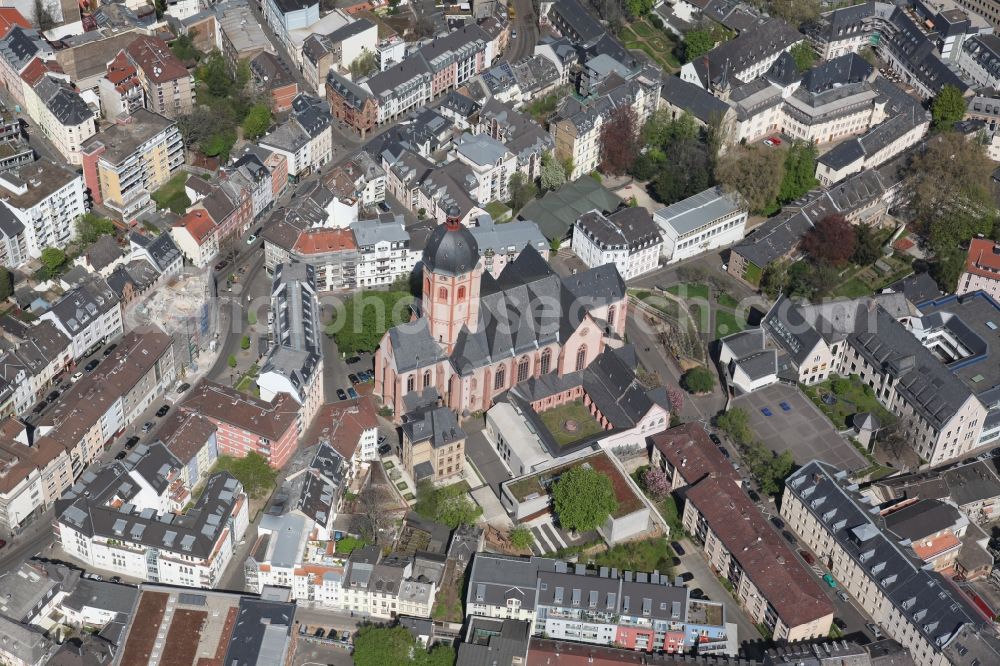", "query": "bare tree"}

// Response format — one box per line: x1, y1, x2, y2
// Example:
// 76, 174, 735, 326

356, 478, 391, 544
